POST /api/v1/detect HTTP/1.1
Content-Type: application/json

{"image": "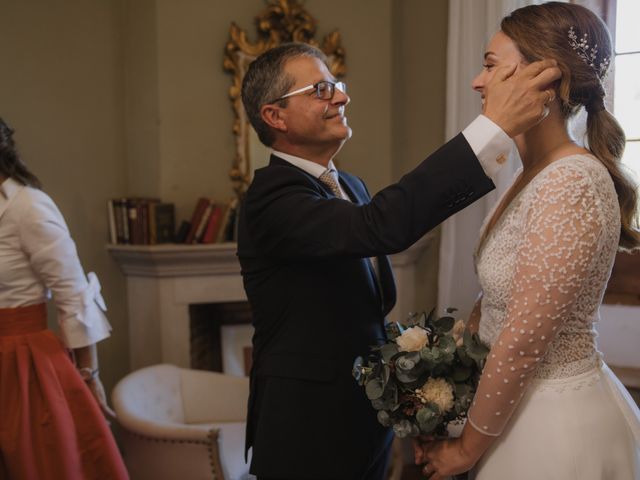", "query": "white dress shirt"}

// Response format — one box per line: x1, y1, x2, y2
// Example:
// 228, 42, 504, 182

462, 115, 512, 178
0, 178, 112, 348
270, 151, 349, 199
